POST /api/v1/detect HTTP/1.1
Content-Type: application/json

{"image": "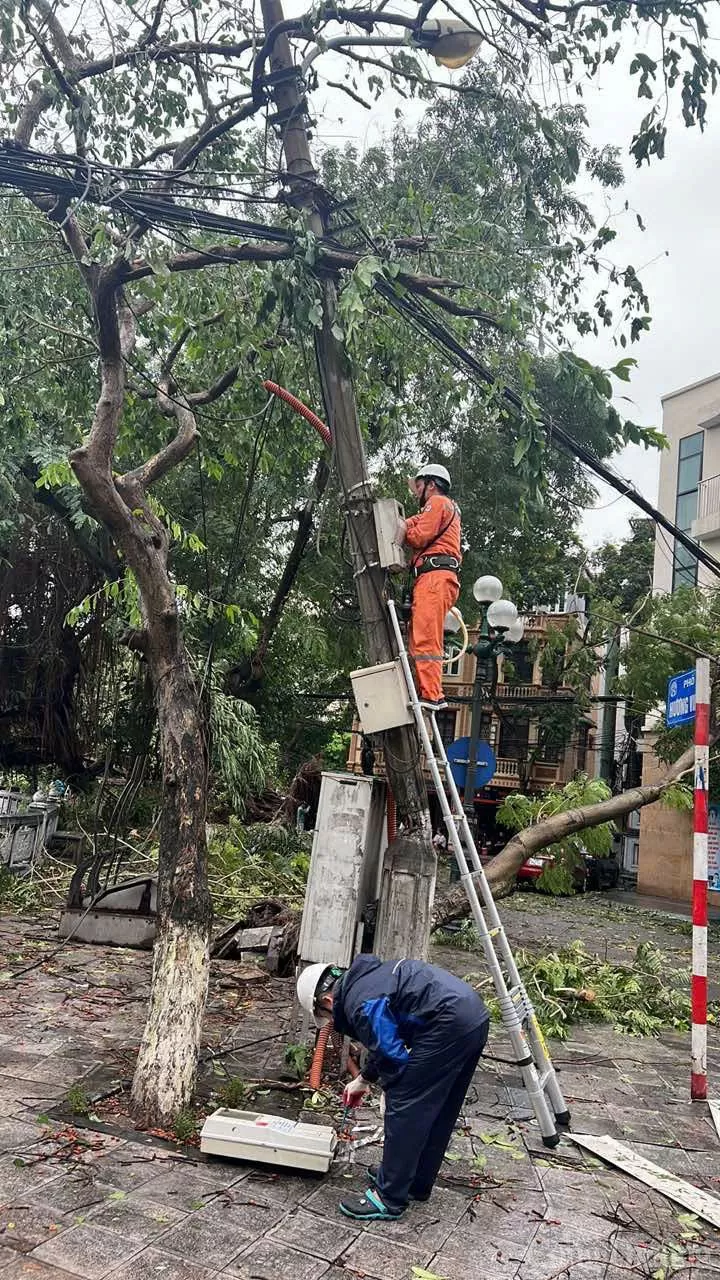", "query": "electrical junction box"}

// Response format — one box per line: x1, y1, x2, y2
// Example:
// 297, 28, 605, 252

298, 772, 387, 968
200, 1108, 336, 1173
351, 660, 414, 735
373, 498, 406, 572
